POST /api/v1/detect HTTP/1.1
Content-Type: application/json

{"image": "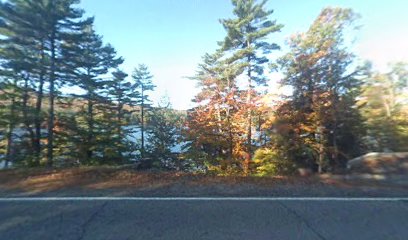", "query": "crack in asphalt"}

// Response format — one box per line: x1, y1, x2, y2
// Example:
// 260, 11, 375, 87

278, 201, 327, 240
77, 202, 108, 240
